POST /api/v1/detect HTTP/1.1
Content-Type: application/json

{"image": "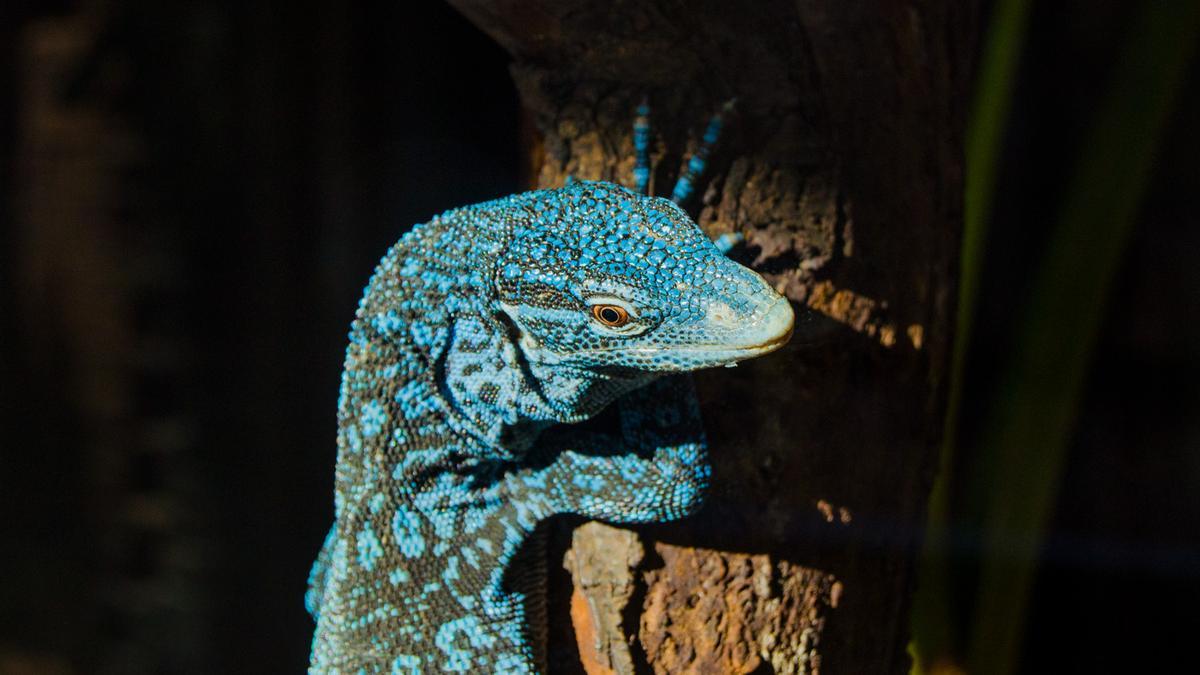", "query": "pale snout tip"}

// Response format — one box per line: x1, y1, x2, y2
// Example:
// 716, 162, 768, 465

755, 297, 795, 354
